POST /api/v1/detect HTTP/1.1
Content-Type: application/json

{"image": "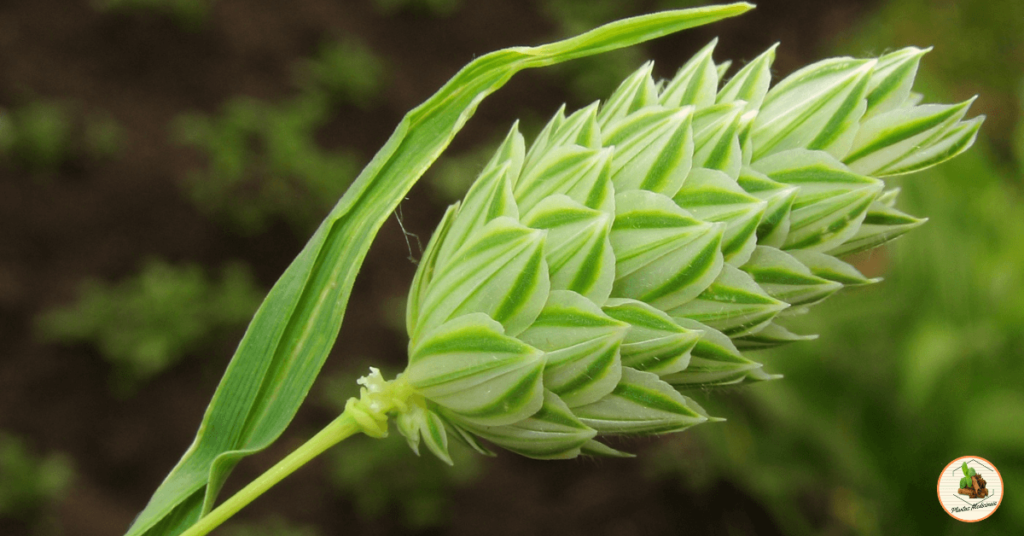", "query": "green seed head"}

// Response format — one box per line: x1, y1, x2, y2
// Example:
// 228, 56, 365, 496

392, 42, 981, 462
